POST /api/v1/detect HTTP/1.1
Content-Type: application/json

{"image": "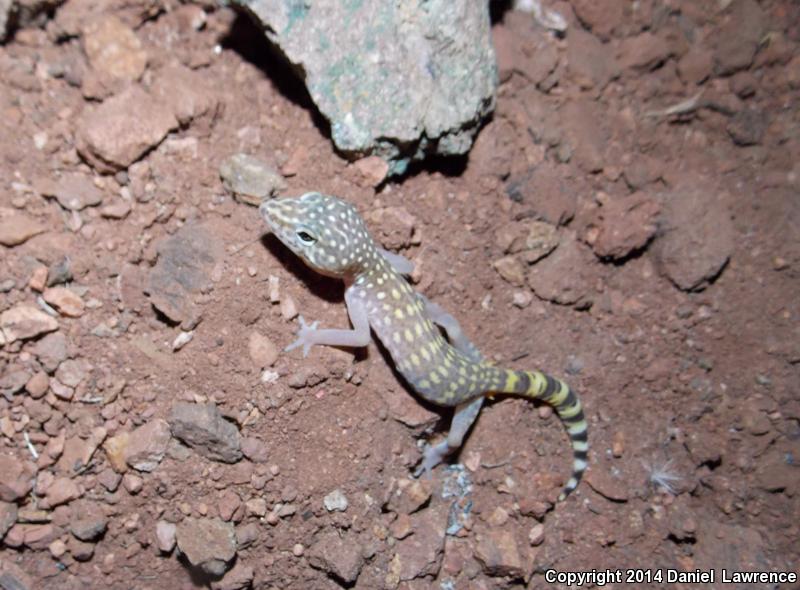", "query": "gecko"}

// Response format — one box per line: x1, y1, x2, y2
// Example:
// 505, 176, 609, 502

260, 192, 588, 501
